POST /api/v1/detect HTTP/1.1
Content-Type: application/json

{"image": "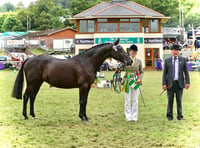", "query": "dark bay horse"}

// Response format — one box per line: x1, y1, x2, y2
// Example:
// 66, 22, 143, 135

12, 38, 132, 121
